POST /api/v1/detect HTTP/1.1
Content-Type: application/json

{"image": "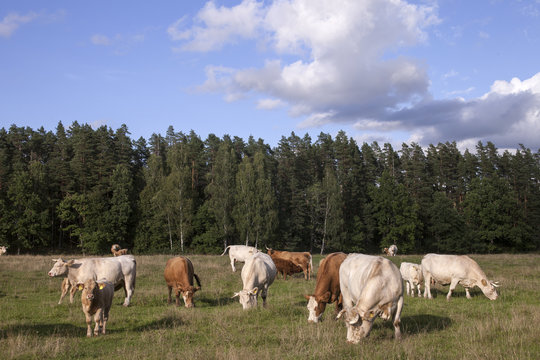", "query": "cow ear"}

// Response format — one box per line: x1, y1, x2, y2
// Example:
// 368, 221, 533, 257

304, 294, 312, 300
98, 283, 106, 290
481, 279, 488, 286
194, 286, 200, 292
349, 313, 361, 325
232, 292, 240, 298
251, 287, 258, 295
66, 260, 75, 266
